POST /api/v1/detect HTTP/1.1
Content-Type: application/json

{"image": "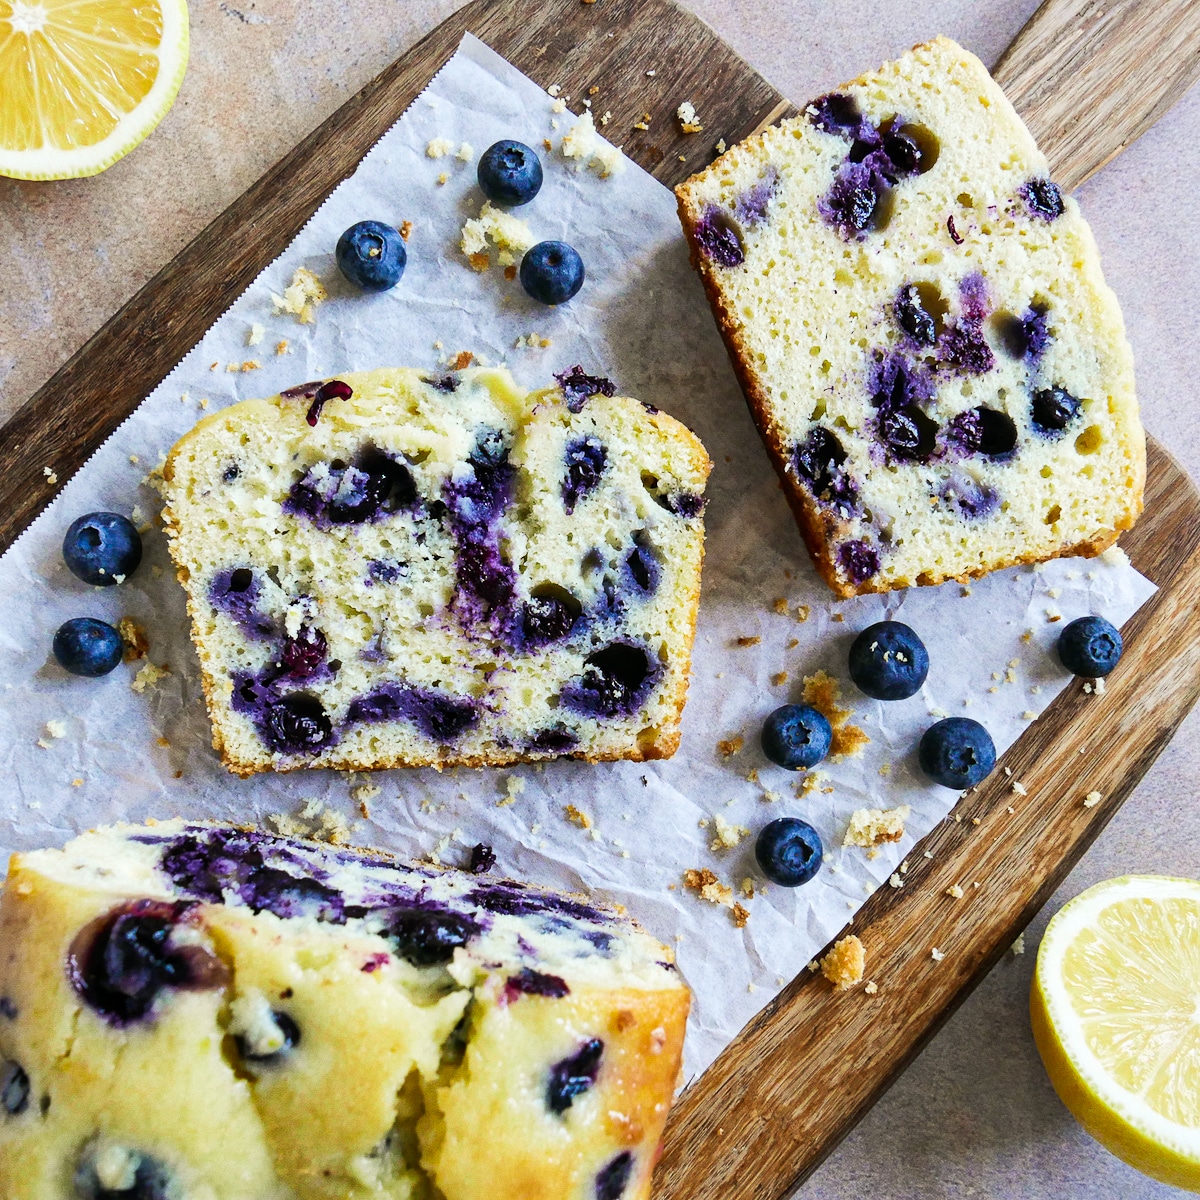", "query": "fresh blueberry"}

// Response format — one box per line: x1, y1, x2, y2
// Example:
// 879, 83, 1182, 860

0, 1060, 29, 1116
335, 220, 406, 291
761, 704, 832, 770
62, 512, 142, 586
477, 139, 543, 206
755, 817, 824, 887
236, 1010, 300, 1066
1057, 615, 1122, 678
1031, 386, 1082, 435
520, 241, 585, 305
52, 618, 123, 678
918, 718, 996, 789
849, 621, 929, 700
547, 1038, 604, 1114
386, 908, 479, 966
